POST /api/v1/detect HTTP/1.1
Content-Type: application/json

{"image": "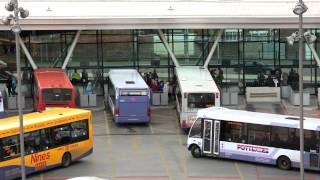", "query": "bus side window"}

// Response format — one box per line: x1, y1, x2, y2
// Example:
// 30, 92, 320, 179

247, 124, 270, 146
71, 120, 89, 142
176, 86, 182, 108
108, 80, 116, 103
24, 130, 41, 155
40, 129, 52, 150
304, 130, 318, 152
221, 121, 231, 141
1, 135, 20, 160
52, 125, 71, 146
0, 140, 4, 161
271, 127, 289, 149
222, 122, 242, 143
